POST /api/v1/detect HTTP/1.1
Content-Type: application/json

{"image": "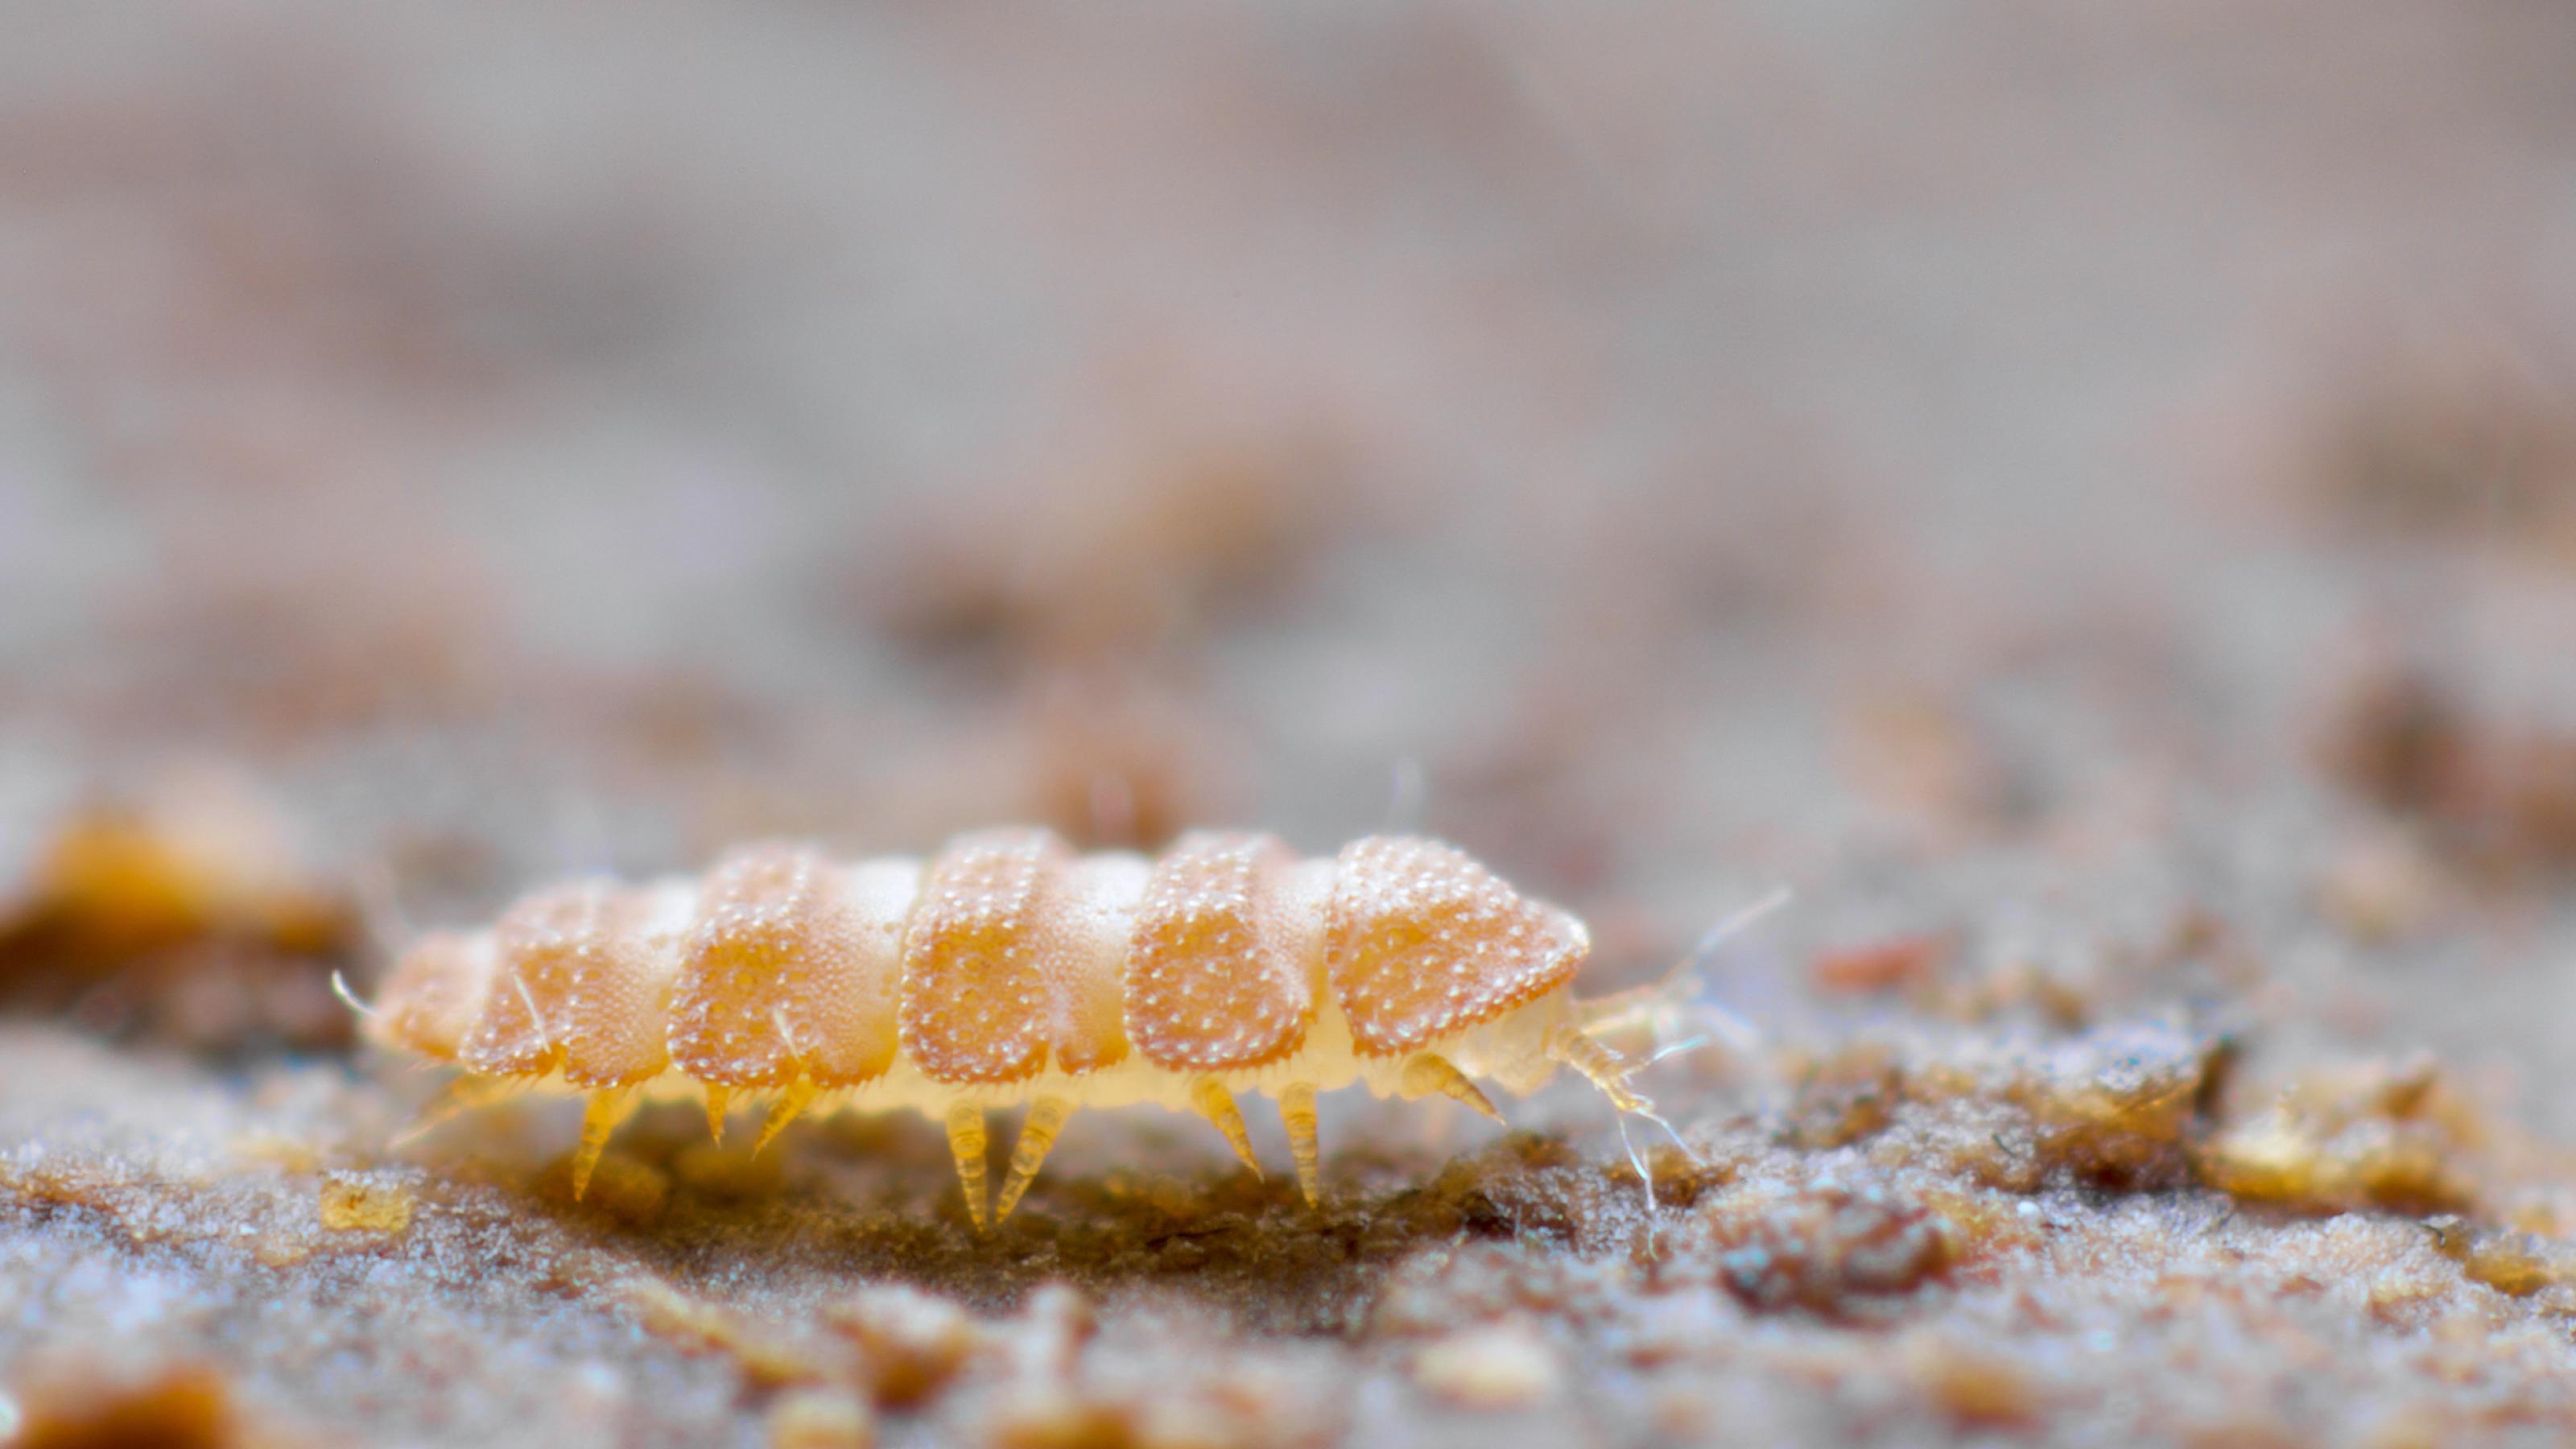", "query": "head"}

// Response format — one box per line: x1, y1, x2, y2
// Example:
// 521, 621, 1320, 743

1384, 873, 1790, 1215
1322, 836, 1669, 1129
